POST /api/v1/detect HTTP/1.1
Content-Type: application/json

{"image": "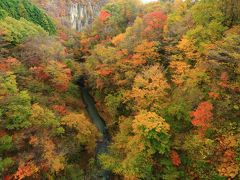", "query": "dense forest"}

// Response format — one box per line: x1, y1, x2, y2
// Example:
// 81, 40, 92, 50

0, 0, 240, 179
